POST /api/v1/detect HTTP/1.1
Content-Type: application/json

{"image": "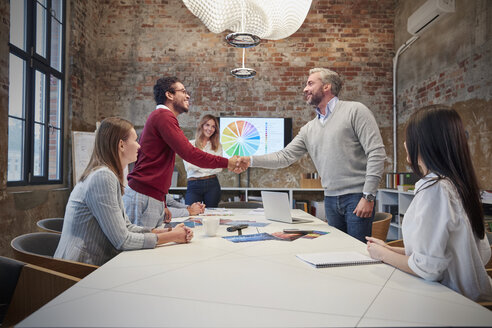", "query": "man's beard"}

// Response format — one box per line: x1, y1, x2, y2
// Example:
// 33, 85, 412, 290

307, 90, 323, 106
